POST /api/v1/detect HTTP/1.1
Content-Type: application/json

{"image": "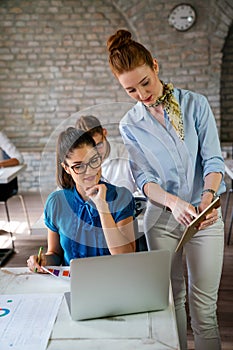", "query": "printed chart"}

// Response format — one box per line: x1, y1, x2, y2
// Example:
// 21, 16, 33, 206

0, 294, 63, 350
